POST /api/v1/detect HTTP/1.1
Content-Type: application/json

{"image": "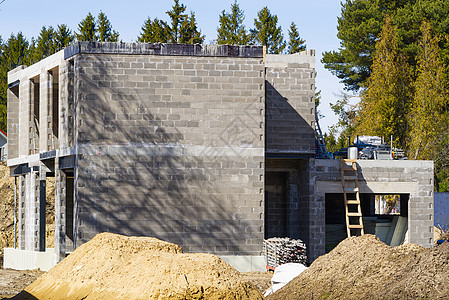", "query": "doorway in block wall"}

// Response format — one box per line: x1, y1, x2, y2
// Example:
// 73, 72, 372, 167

265, 172, 289, 239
